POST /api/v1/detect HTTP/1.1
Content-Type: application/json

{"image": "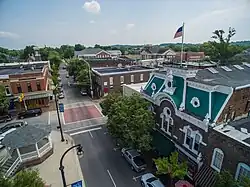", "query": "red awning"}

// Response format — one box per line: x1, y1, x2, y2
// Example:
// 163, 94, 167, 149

175, 180, 194, 187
